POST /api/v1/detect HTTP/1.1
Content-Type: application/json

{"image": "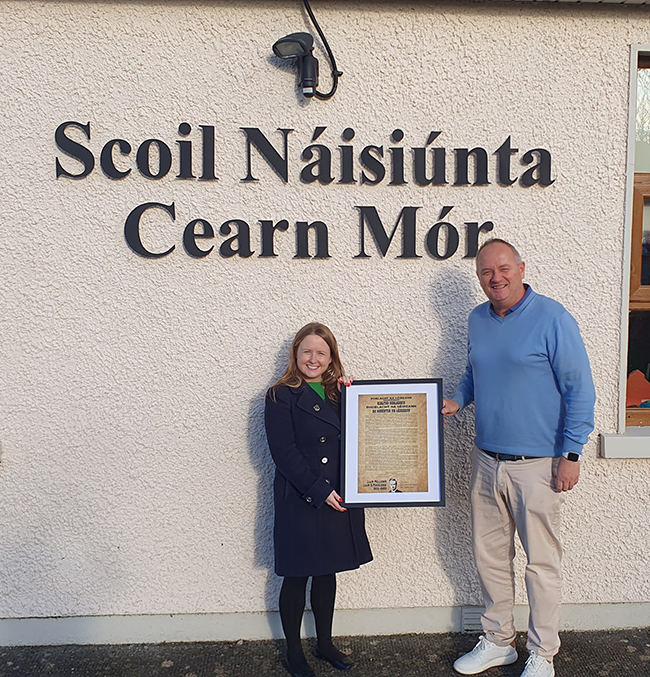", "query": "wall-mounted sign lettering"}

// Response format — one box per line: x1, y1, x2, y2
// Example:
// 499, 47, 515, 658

122, 203, 493, 260
54, 122, 554, 260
